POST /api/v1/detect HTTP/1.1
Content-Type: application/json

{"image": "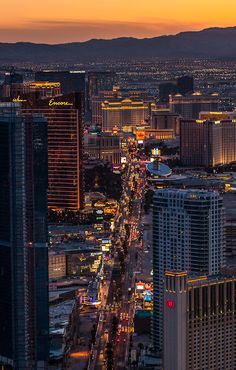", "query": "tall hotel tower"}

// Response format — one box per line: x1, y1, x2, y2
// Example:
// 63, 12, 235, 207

152, 189, 225, 351
180, 119, 236, 167
22, 92, 84, 210
101, 99, 148, 132
169, 92, 219, 119
164, 272, 236, 370
0, 104, 49, 369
